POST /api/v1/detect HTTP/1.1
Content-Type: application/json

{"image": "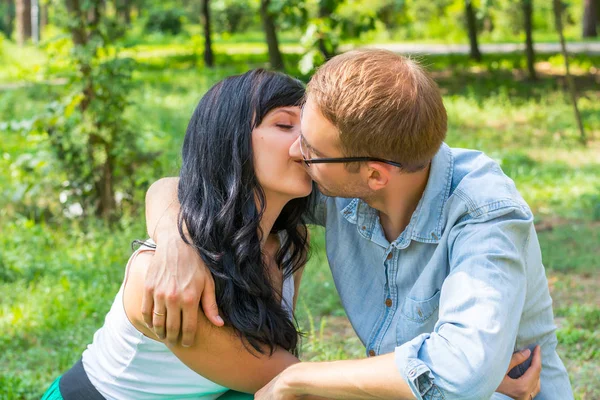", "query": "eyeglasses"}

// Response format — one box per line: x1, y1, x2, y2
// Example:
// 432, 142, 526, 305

299, 134, 404, 169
